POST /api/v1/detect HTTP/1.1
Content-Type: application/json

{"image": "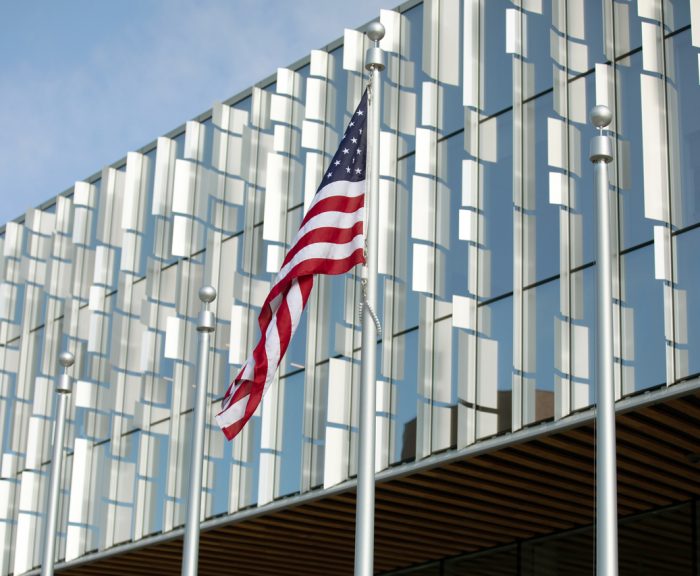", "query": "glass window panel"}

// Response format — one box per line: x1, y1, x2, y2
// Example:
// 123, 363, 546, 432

616, 50, 655, 249
142, 421, 168, 536
172, 410, 192, 529
204, 423, 229, 520
523, 0, 553, 98
87, 441, 110, 552
223, 412, 261, 512
438, 134, 468, 303
445, 543, 518, 575
521, 526, 594, 575
477, 294, 513, 437
672, 227, 700, 380
329, 44, 348, 140
390, 328, 419, 465
664, 0, 690, 33
277, 371, 304, 498
308, 360, 329, 489
483, 0, 513, 116
482, 111, 514, 300
318, 272, 359, 362
614, 0, 643, 57
397, 3, 427, 155
434, 1, 464, 134
523, 92, 559, 285
666, 30, 700, 230
430, 318, 457, 452
393, 154, 419, 331
387, 561, 441, 576
568, 266, 595, 412
568, 72, 597, 269
522, 279, 557, 426
280, 207, 307, 376
579, 0, 605, 74
619, 503, 693, 574
619, 245, 665, 394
